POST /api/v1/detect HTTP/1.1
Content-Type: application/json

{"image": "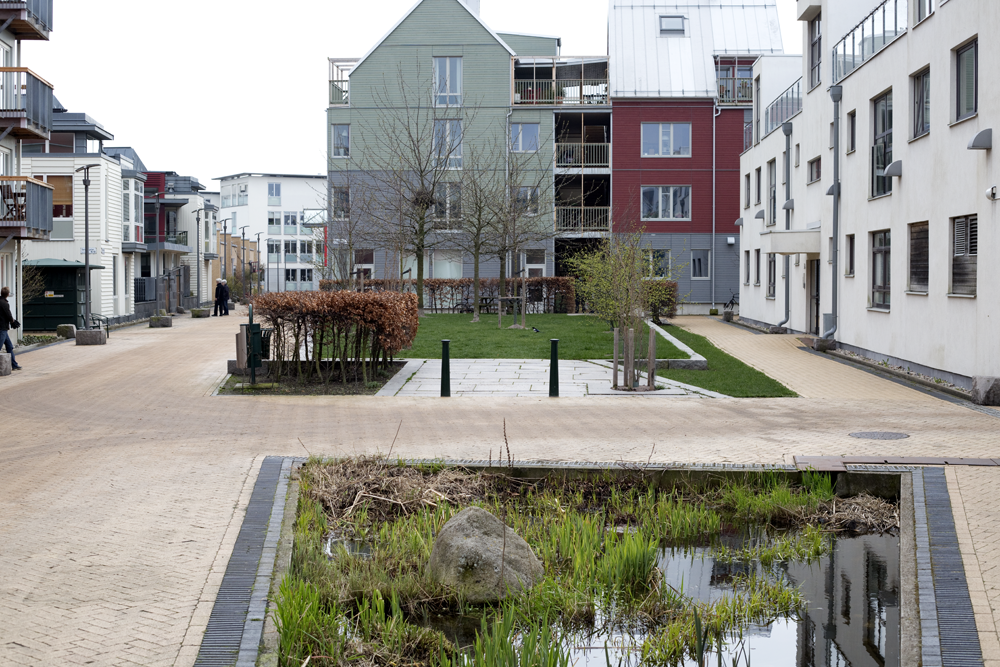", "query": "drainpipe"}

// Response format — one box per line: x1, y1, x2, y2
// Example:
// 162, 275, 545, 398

824, 86, 842, 339
711, 102, 721, 310
777, 122, 793, 329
